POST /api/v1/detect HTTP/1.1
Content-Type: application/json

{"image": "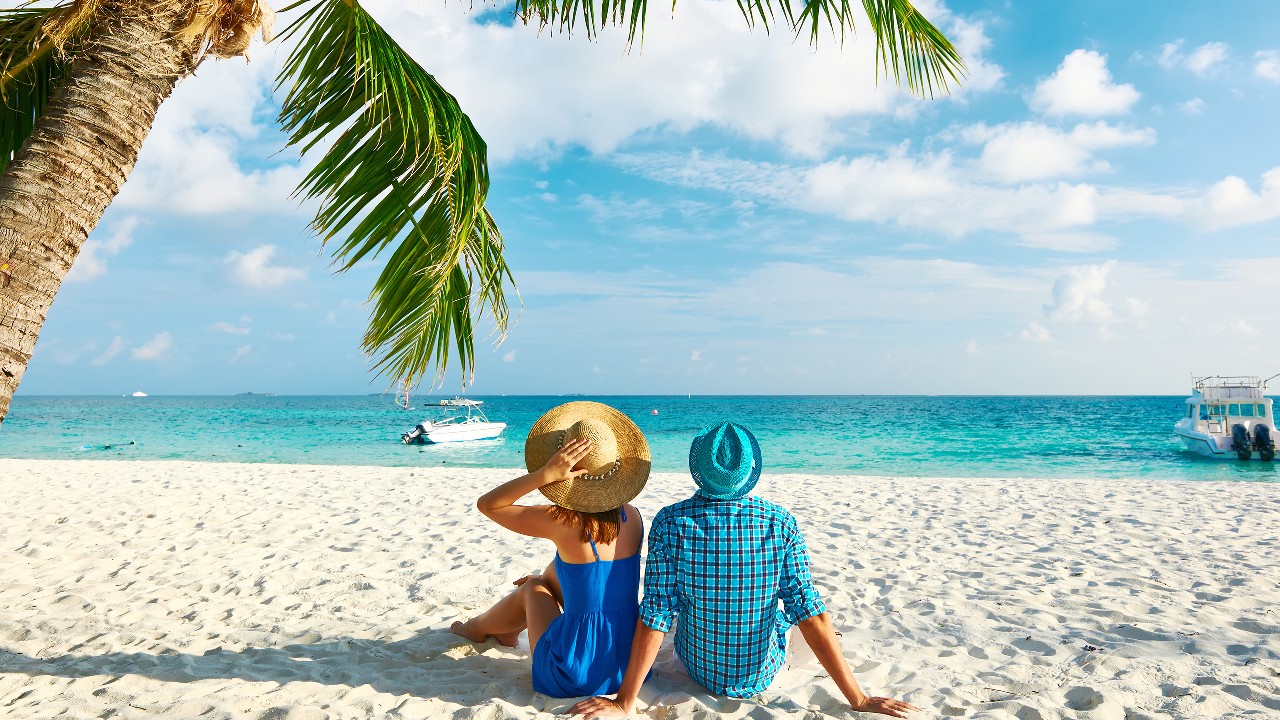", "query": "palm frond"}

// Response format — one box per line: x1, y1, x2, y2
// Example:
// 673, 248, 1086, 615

513, 0, 966, 96
276, 0, 513, 388
0, 2, 85, 174
861, 0, 964, 98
